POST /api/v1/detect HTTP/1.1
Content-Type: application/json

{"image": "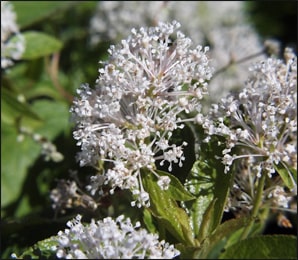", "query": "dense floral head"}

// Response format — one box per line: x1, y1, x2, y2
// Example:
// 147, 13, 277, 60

197, 48, 297, 176
196, 48, 297, 218
70, 21, 212, 207
54, 214, 180, 259
89, 1, 266, 104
